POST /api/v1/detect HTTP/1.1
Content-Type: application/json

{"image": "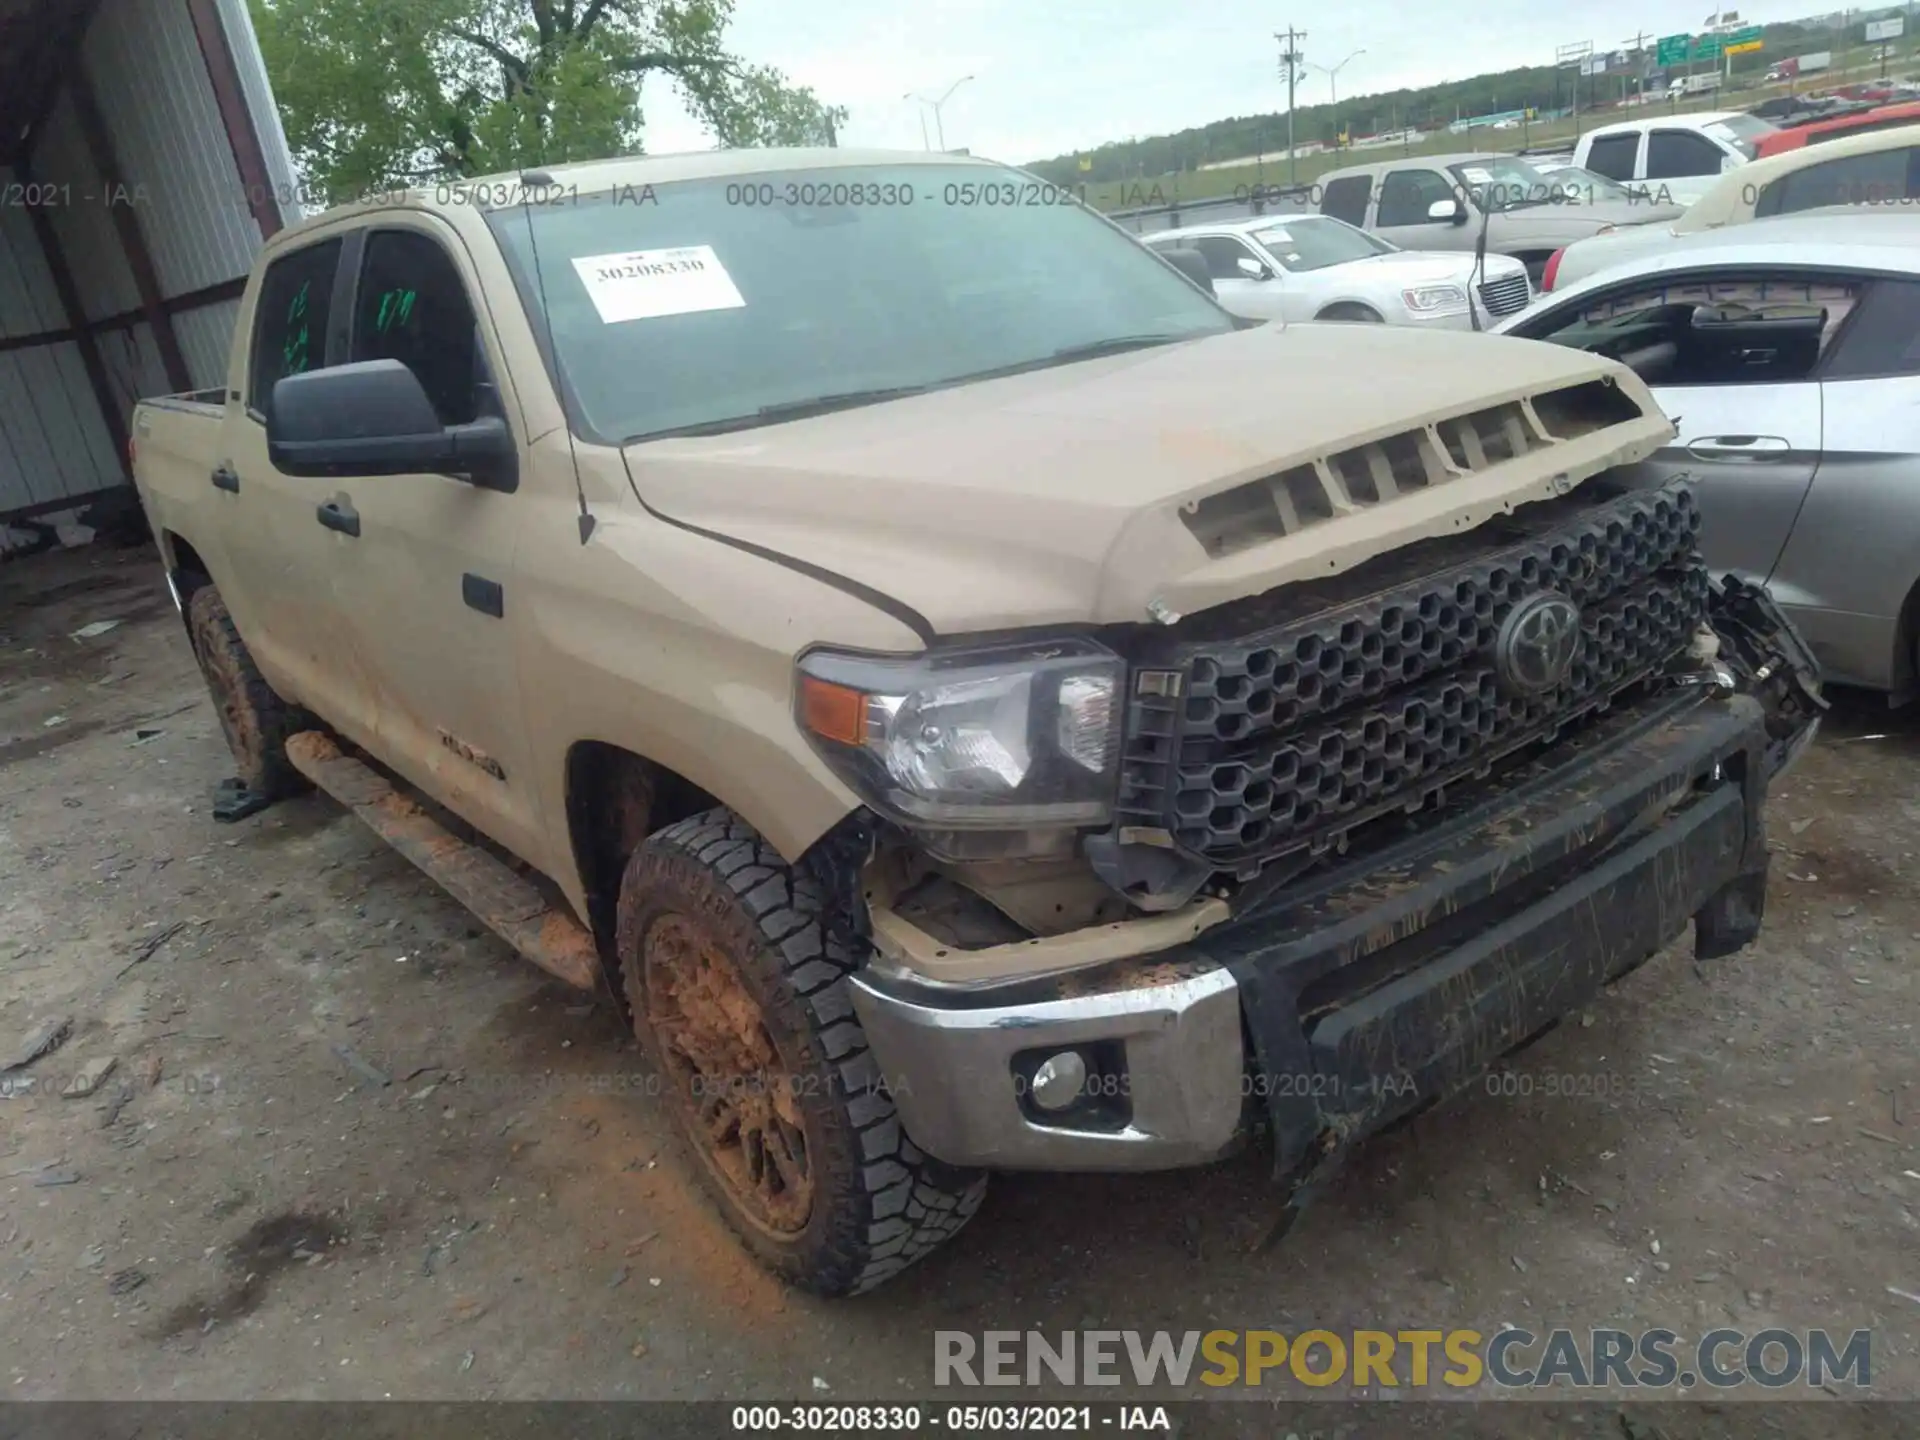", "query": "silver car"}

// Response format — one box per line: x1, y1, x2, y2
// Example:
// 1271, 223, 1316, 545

1495, 210, 1920, 696
1140, 215, 1532, 329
